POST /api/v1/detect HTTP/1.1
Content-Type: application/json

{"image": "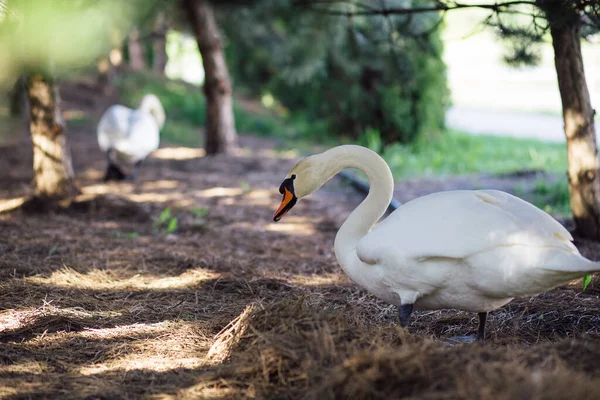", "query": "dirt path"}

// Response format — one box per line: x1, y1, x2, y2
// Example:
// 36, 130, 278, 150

446, 105, 599, 143
1, 80, 600, 399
